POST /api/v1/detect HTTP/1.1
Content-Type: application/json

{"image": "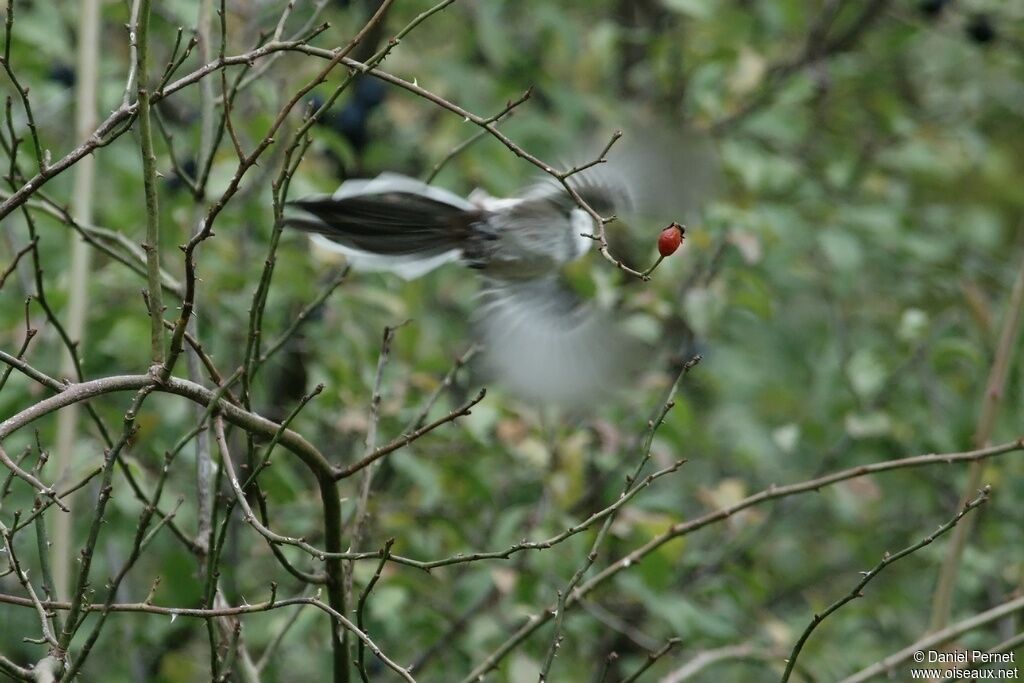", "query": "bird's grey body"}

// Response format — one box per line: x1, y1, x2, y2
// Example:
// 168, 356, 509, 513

285, 172, 639, 405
